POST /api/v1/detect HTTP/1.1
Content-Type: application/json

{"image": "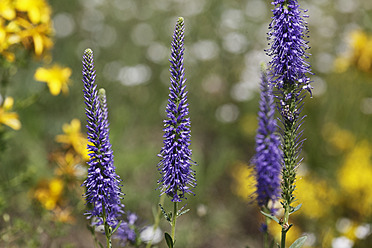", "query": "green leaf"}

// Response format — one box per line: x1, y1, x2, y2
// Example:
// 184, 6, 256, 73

159, 204, 171, 222
289, 236, 307, 248
289, 204, 302, 215
98, 242, 104, 248
177, 208, 190, 217
260, 210, 280, 224
164, 233, 173, 248
111, 220, 122, 235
